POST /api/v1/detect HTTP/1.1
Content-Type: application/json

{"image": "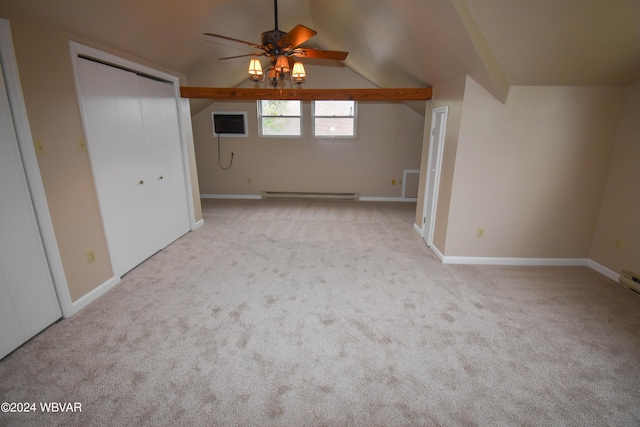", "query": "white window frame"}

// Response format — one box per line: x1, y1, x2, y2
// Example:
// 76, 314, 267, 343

312, 100, 357, 138
257, 100, 302, 137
